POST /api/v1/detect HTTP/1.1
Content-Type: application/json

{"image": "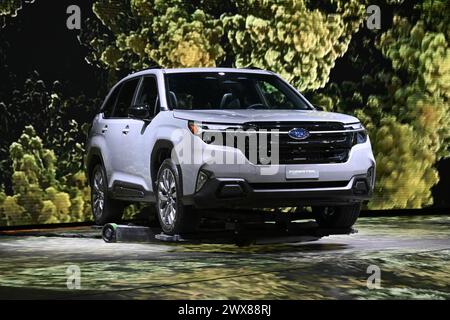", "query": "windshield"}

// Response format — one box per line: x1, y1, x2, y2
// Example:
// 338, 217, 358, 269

165, 72, 312, 110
